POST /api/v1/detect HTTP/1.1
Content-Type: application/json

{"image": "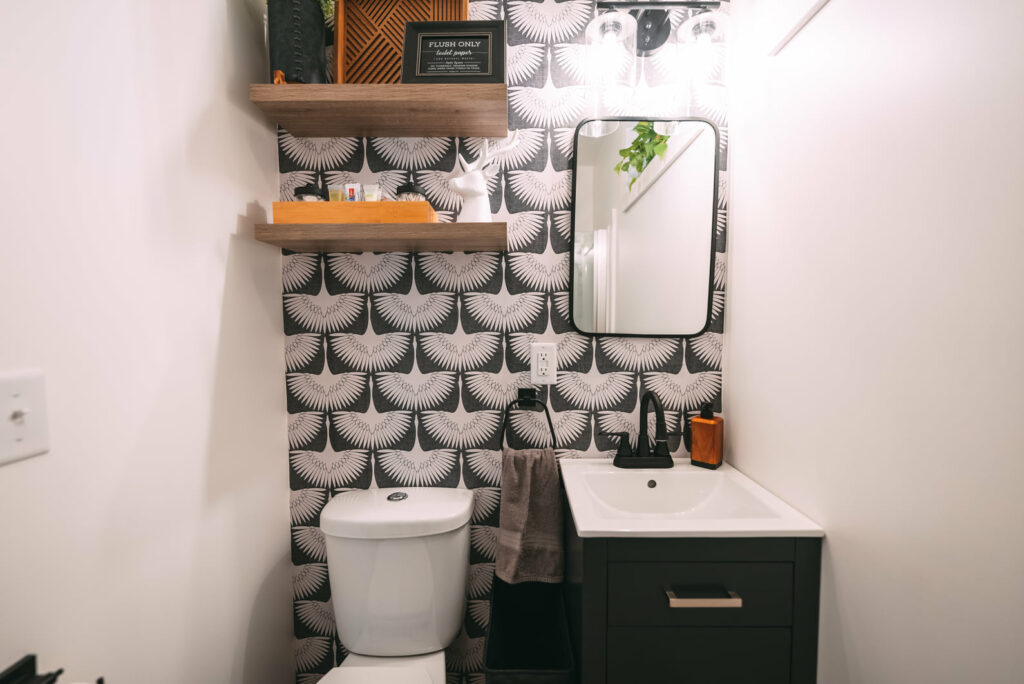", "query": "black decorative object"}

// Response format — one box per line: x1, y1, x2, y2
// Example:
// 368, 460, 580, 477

267, 0, 328, 84
294, 172, 329, 201
401, 21, 506, 84
0, 655, 70, 684
394, 181, 430, 203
